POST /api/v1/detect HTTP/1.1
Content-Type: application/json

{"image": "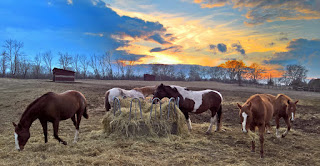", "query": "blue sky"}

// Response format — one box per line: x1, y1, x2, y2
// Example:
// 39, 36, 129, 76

0, 0, 319, 78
